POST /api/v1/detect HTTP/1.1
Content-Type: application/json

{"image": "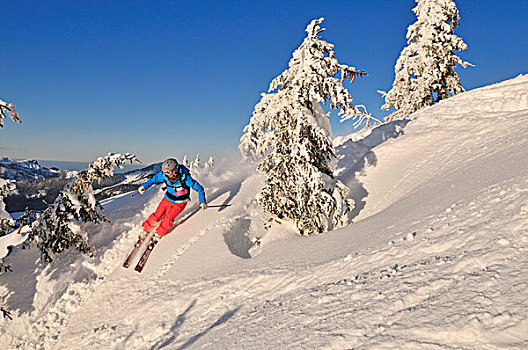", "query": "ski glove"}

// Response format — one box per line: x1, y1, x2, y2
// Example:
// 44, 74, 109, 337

138, 186, 146, 195
200, 203, 208, 210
